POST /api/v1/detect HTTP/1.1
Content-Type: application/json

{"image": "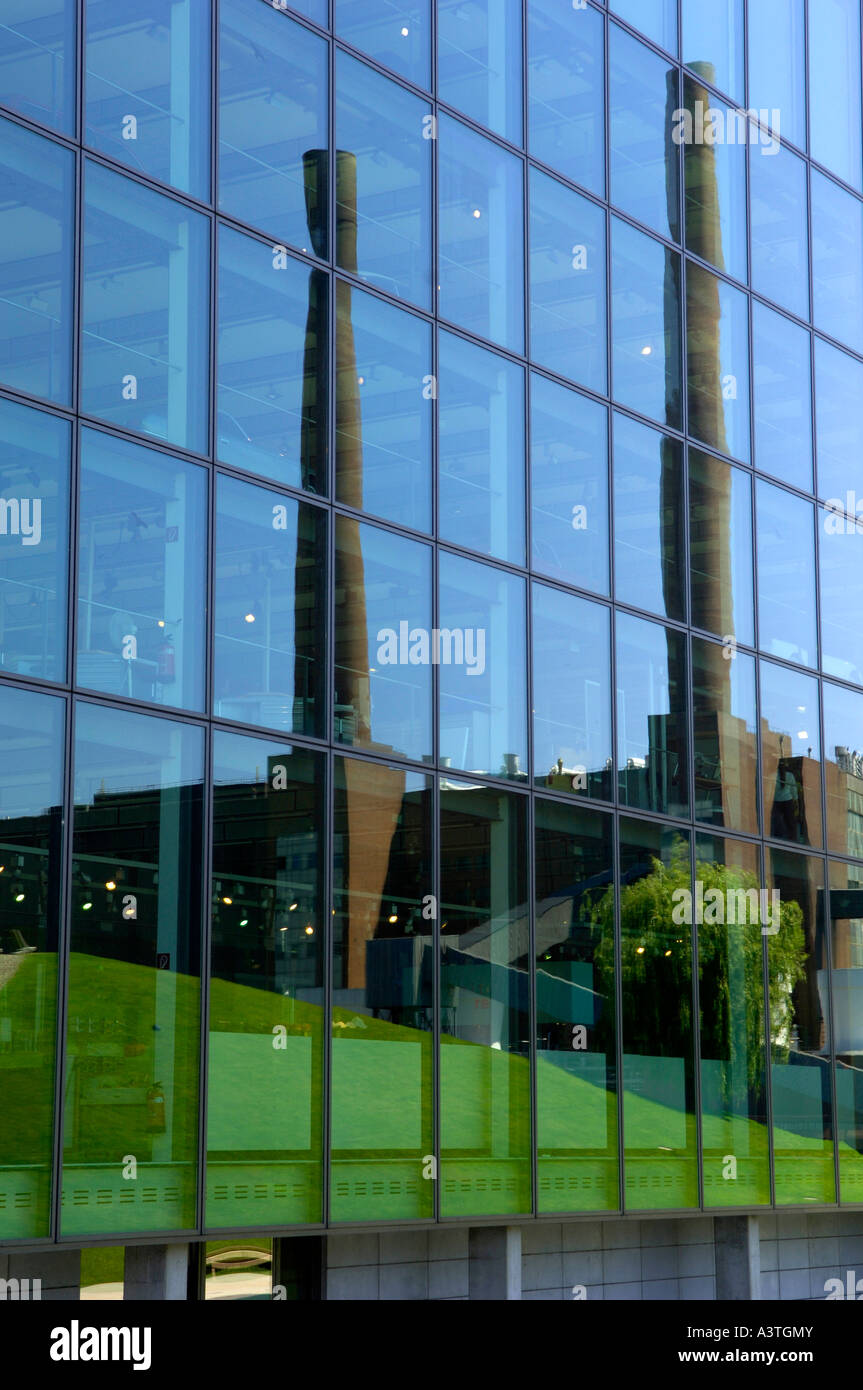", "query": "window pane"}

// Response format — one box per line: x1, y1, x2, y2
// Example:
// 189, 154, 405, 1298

528, 0, 604, 196
767, 848, 834, 1204
752, 302, 812, 493
610, 0, 676, 55
208, 733, 324, 1228
214, 475, 326, 737
0, 0, 76, 135
530, 168, 606, 394
612, 218, 681, 430
686, 260, 750, 463
688, 446, 754, 649
336, 0, 430, 89
695, 833, 769, 1206
439, 331, 525, 566
204, 1239, 271, 1300
816, 338, 863, 507
85, 0, 210, 201
609, 24, 679, 241
809, 0, 862, 190
535, 800, 617, 1212
829, 861, 863, 1201
748, 0, 805, 150
533, 582, 612, 803
439, 552, 526, 778
336, 53, 431, 311
332, 760, 433, 1222
217, 226, 327, 494
812, 170, 863, 358
820, 504, 863, 688
760, 658, 821, 849
682, 77, 746, 283
219, 0, 328, 257
439, 114, 524, 353
824, 683, 863, 859
0, 396, 69, 683
335, 516, 432, 761
613, 413, 684, 622
530, 372, 608, 596
81, 161, 210, 454
750, 142, 809, 323
62, 703, 204, 1236
616, 611, 689, 819
682, 0, 743, 104
439, 0, 522, 145
692, 637, 758, 835
77, 428, 207, 713
756, 479, 816, 668
0, 115, 74, 405
440, 780, 530, 1216
619, 818, 697, 1208
0, 683, 64, 1240
336, 285, 432, 533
